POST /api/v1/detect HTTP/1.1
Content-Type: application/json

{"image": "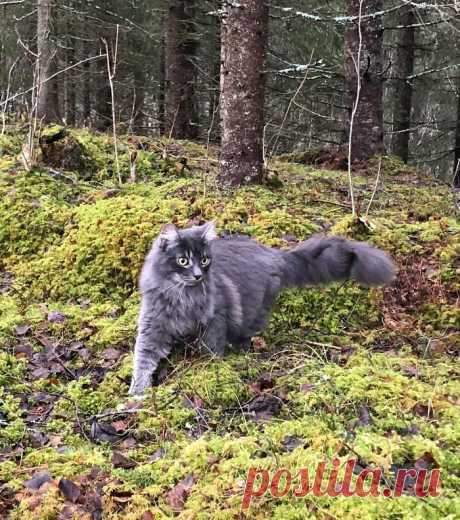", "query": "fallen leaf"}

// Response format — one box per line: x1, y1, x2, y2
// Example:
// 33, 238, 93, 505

166, 474, 197, 511
414, 451, 438, 471
24, 471, 52, 490
102, 348, 122, 361
141, 512, 155, 520
403, 365, 418, 378
27, 429, 49, 448
282, 436, 304, 452
412, 403, 432, 418
48, 435, 63, 448
247, 394, 282, 421
111, 419, 129, 433
58, 478, 81, 503
149, 448, 166, 462
35, 334, 56, 349
110, 489, 133, 503
47, 311, 66, 323
183, 394, 204, 410
30, 367, 51, 379
357, 405, 372, 427
86, 490, 103, 520
300, 383, 315, 393
121, 437, 137, 449
15, 324, 31, 336
249, 373, 275, 394
111, 451, 137, 469
90, 421, 124, 444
